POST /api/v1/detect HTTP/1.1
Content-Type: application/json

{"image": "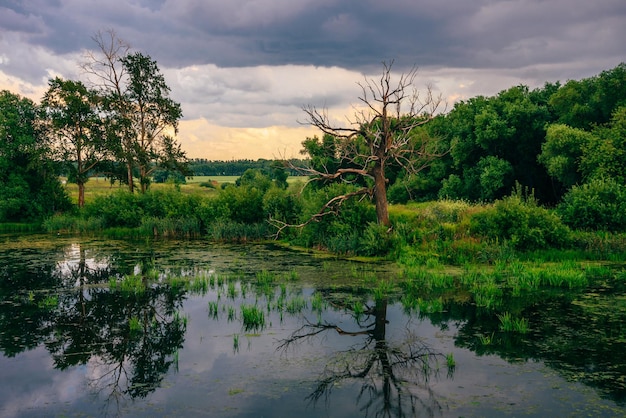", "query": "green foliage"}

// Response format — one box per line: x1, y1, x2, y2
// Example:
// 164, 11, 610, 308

0, 90, 72, 221
263, 186, 302, 224
470, 189, 571, 251
290, 183, 377, 254
582, 105, 626, 183
359, 222, 395, 256
558, 178, 626, 231
241, 304, 265, 331
84, 190, 144, 228
538, 123, 590, 188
